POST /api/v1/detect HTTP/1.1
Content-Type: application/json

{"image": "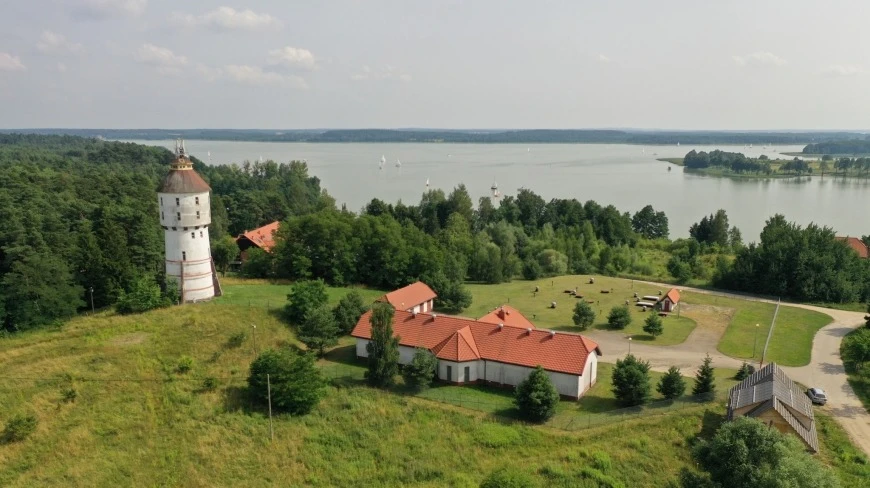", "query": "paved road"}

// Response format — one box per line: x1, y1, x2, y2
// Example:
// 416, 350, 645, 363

587, 282, 870, 456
